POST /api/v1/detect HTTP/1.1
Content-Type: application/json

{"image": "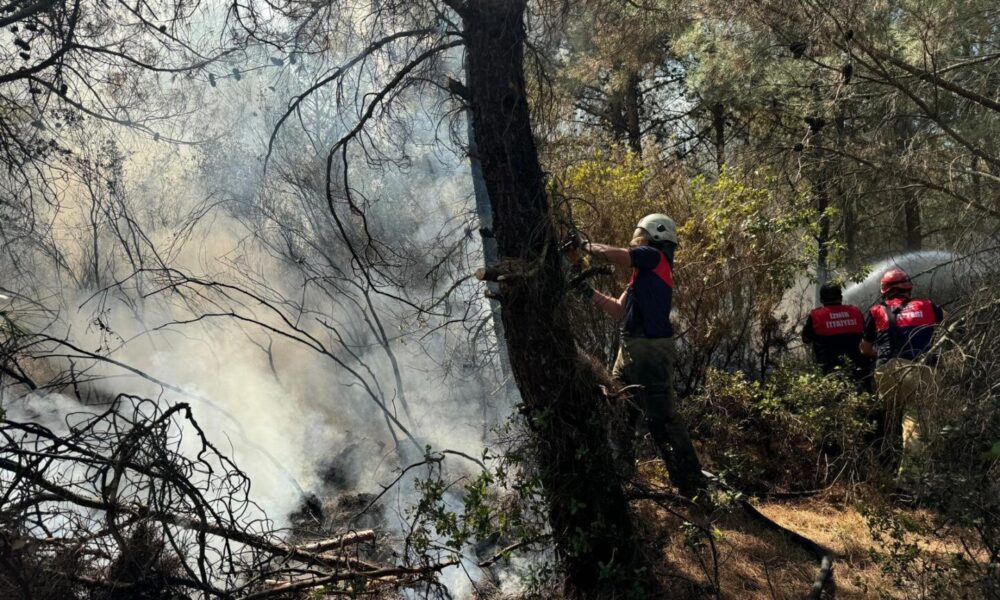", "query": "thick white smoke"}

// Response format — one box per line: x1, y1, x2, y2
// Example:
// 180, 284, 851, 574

0, 8, 528, 597
2, 9, 508, 522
